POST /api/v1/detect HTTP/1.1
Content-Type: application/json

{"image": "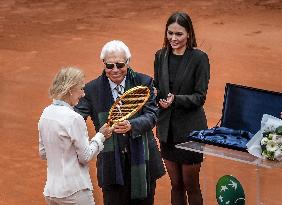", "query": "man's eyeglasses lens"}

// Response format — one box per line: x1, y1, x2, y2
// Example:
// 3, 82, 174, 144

105, 62, 126, 69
